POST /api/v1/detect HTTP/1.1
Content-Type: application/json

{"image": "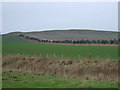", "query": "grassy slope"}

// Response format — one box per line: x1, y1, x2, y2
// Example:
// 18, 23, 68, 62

23, 29, 118, 41
2, 72, 118, 88
2, 35, 118, 60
